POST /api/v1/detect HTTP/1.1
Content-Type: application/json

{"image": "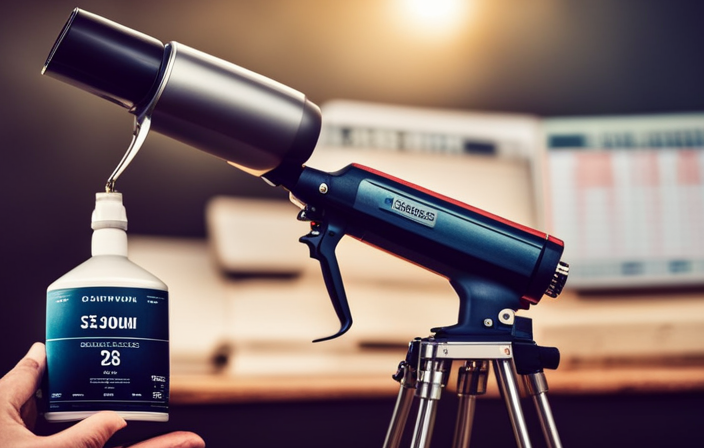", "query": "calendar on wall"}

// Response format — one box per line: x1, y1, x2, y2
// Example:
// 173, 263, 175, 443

543, 114, 704, 289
